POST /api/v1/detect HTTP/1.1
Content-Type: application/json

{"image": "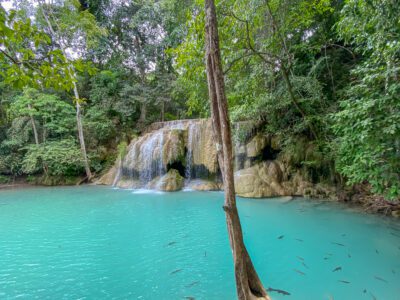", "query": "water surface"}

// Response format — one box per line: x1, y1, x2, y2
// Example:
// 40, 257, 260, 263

0, 186, 399, 299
